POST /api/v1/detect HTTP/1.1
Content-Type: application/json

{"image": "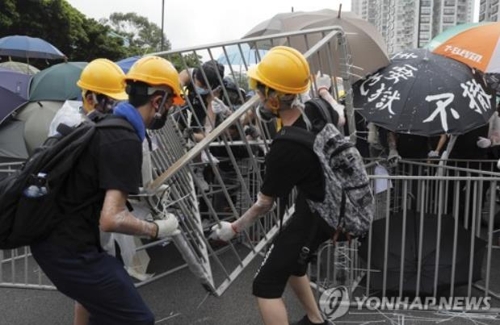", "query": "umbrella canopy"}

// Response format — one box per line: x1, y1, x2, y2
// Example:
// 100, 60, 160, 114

353, 49, 495, 136
0, 86, 28, 125
0, 119, 29, 161
359, 210, 486, 295
0, 35, 65, 60
242, 9, 390, 81
0, 61, 40, 75
426, 22, 500, 73
0, 68, 31, 99
15, 101, 64, 154
29, 62, 87, 101
116, 56, 141, 73
217, 44, 268, 67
